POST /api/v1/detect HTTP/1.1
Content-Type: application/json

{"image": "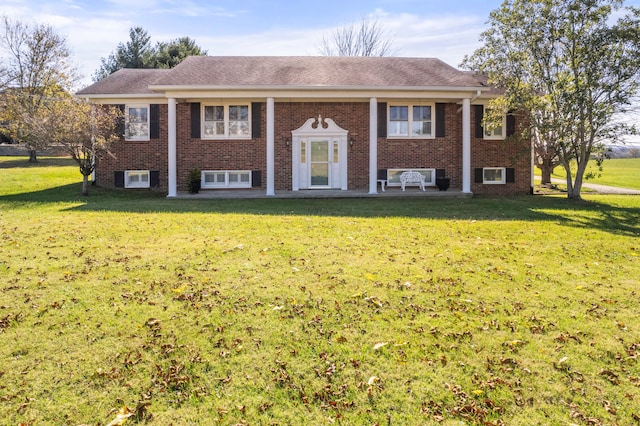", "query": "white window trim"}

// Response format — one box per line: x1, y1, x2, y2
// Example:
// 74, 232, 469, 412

125, 104, 150, 141
386, 168, 436, 187
483, 167, 506, 184
201, 103, 251, 140
387, 103, 435, 139
201, 170, 252, 189
125, 170, 150, 188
